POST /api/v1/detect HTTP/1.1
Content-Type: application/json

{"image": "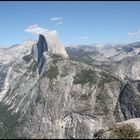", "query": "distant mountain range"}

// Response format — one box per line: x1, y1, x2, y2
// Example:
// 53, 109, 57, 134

66, 42, 140, 62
